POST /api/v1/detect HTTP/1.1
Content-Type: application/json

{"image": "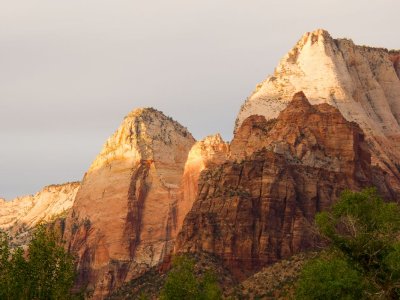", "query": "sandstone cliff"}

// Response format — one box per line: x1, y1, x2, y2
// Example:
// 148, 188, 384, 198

178, 134, 229, 231
64, 108, 198, 298
176, 93, 397, 277
235, 29, 400, 184
0, 182, 80, 246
